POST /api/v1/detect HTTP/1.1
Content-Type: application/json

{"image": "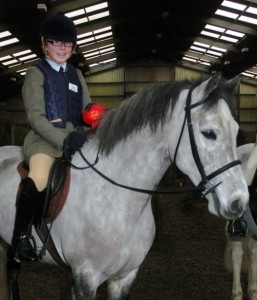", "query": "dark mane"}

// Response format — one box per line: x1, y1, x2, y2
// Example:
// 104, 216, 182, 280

96, 76, 223, 155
